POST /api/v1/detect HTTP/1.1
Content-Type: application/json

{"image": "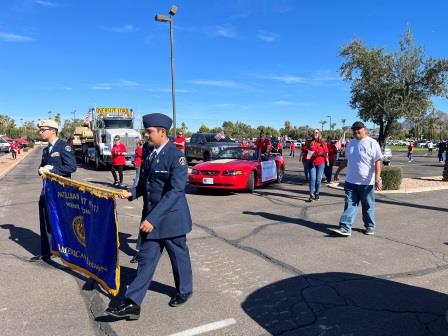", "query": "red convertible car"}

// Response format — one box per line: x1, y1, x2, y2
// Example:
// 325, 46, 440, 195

189, 147, 285, 193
